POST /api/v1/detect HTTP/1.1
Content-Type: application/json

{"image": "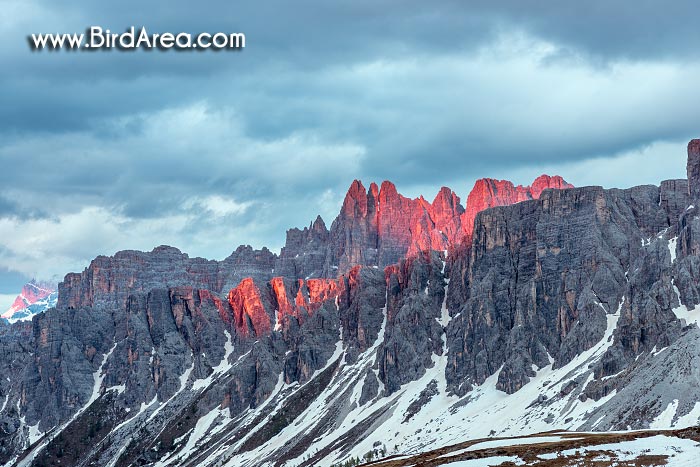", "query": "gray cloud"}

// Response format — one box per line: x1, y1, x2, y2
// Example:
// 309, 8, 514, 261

0, 196, 20, 217
1, 0, 698, 284
0, 267, 31, 294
